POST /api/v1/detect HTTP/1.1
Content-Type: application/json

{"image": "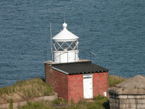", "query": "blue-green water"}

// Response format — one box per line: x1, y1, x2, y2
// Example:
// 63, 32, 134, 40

0, 0, 145, 88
